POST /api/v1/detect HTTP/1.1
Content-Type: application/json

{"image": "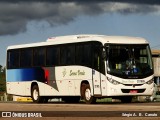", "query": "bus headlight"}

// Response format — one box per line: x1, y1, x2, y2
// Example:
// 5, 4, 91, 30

146, 79, 154, 85
107, 77, 121, 85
